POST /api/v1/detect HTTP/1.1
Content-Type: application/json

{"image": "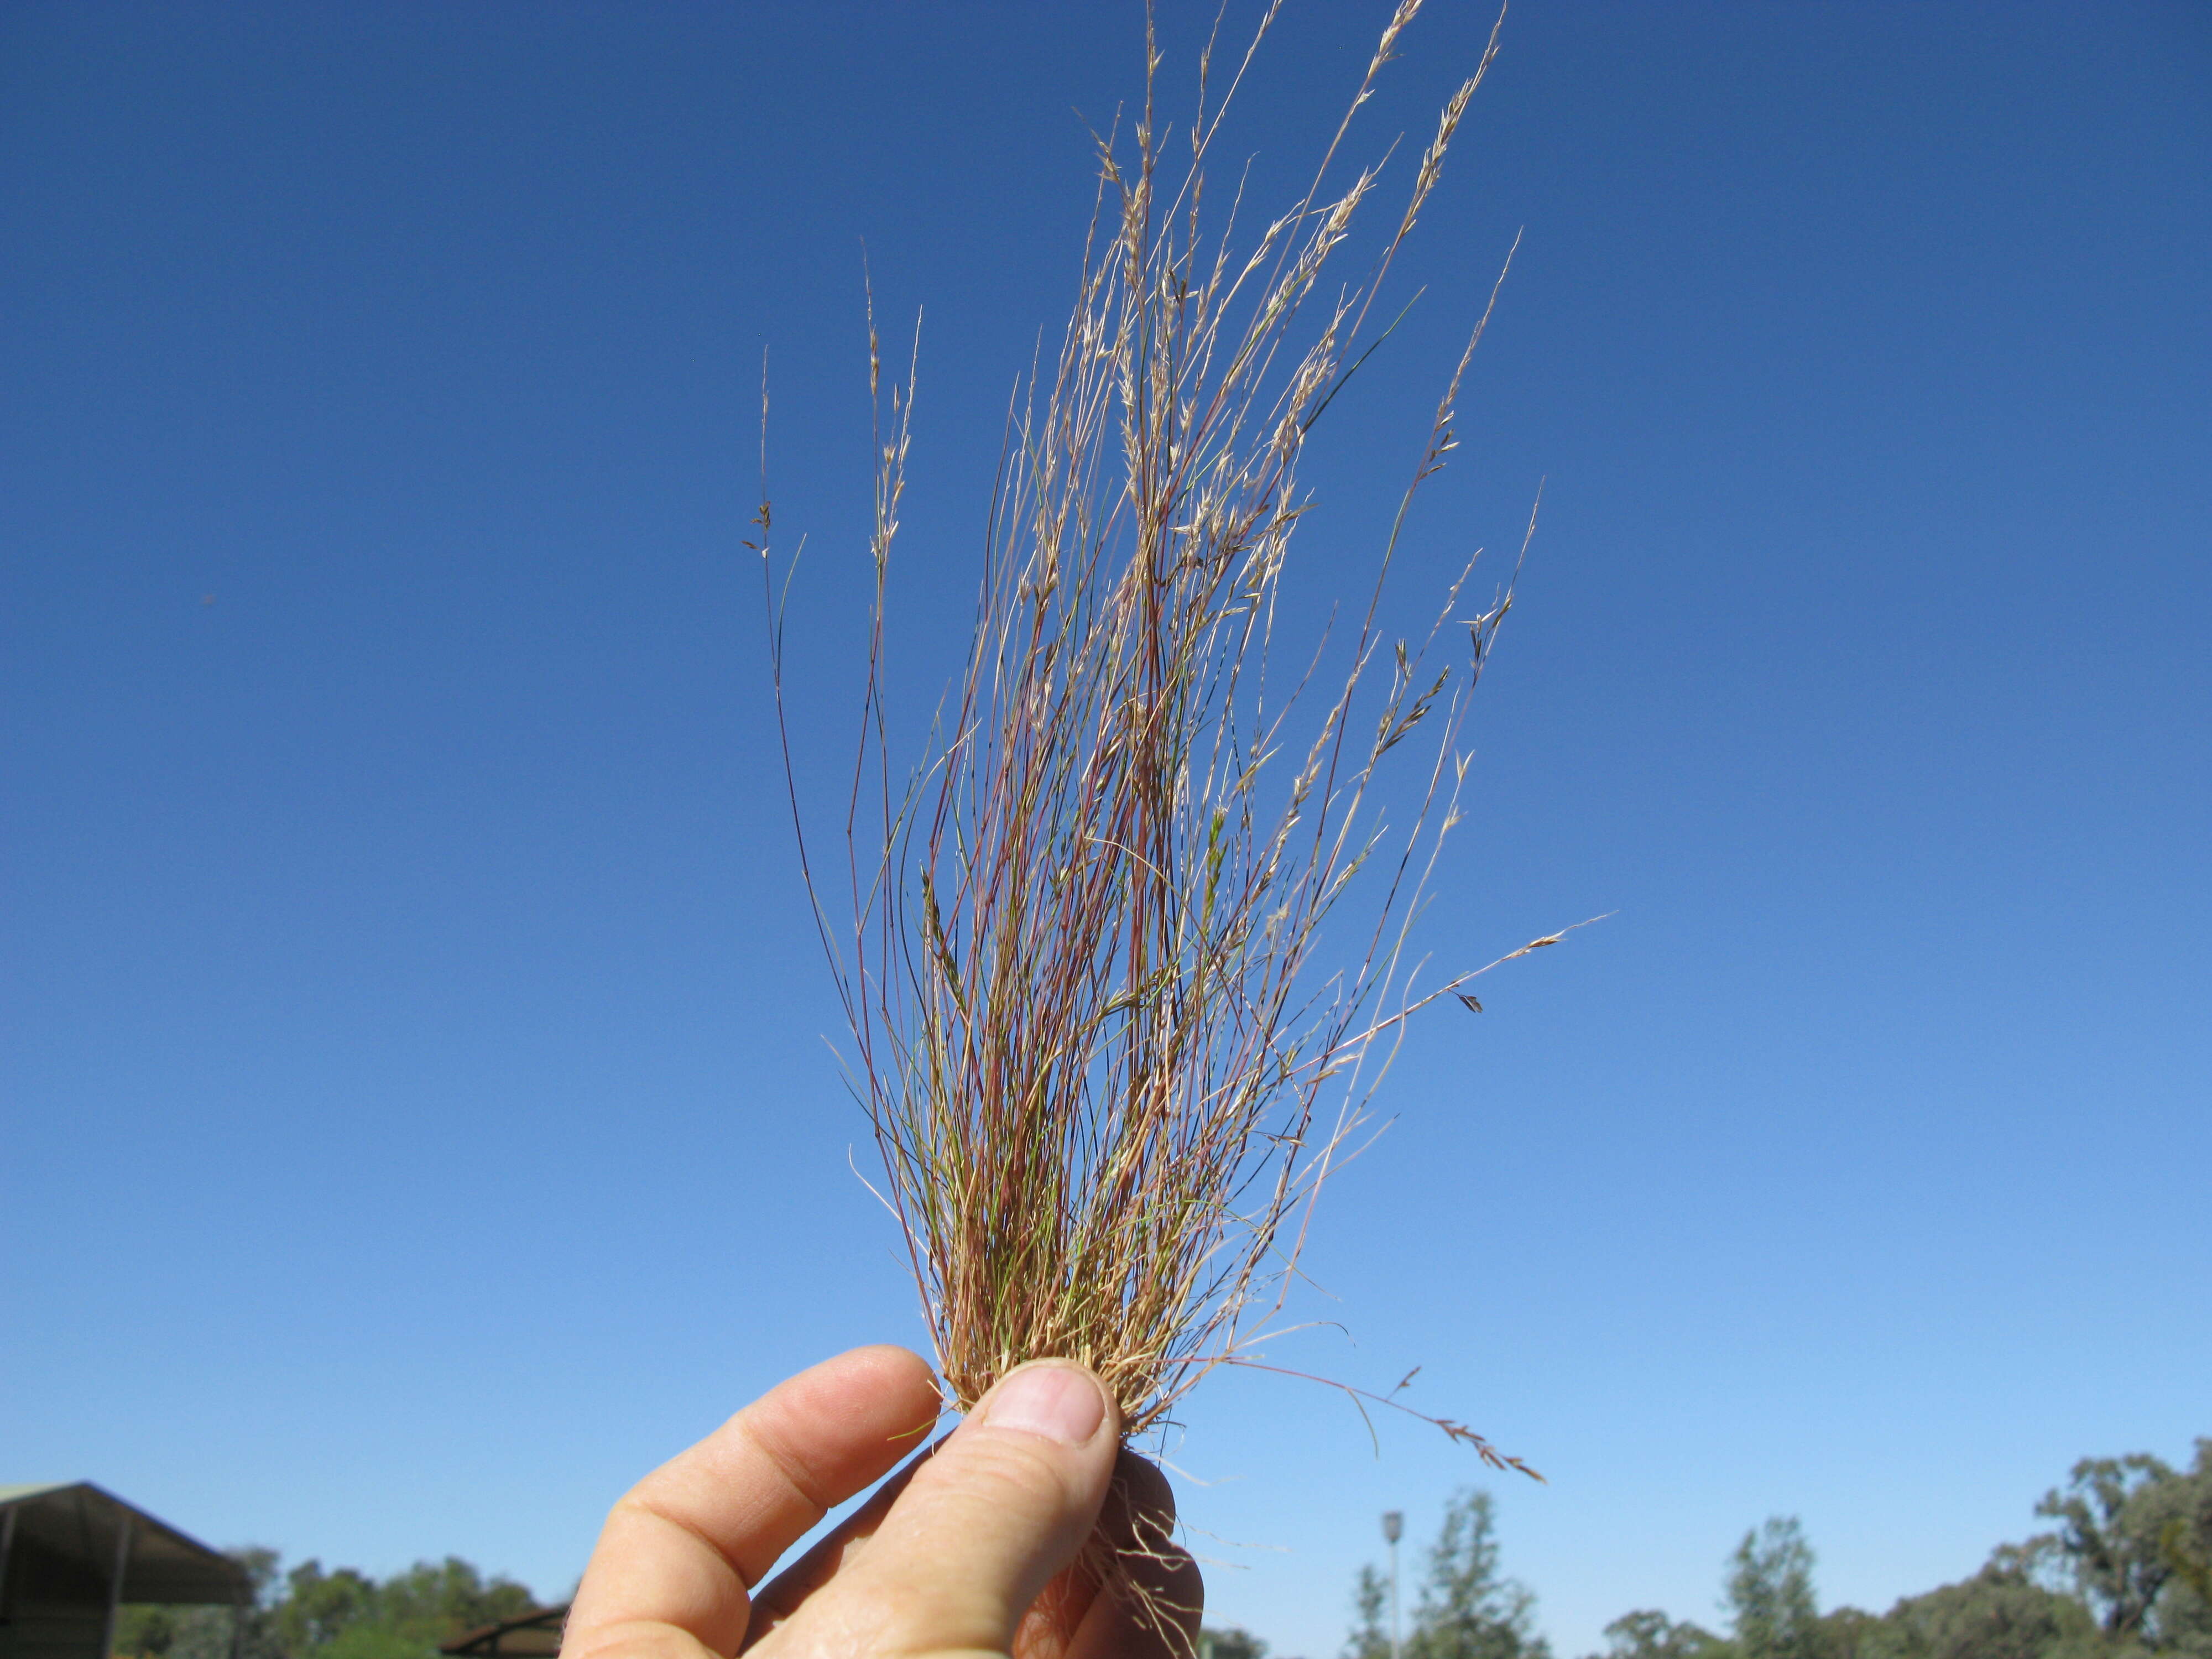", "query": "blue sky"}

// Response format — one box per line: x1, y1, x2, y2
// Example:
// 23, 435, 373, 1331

3, 4, 2206, 1657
